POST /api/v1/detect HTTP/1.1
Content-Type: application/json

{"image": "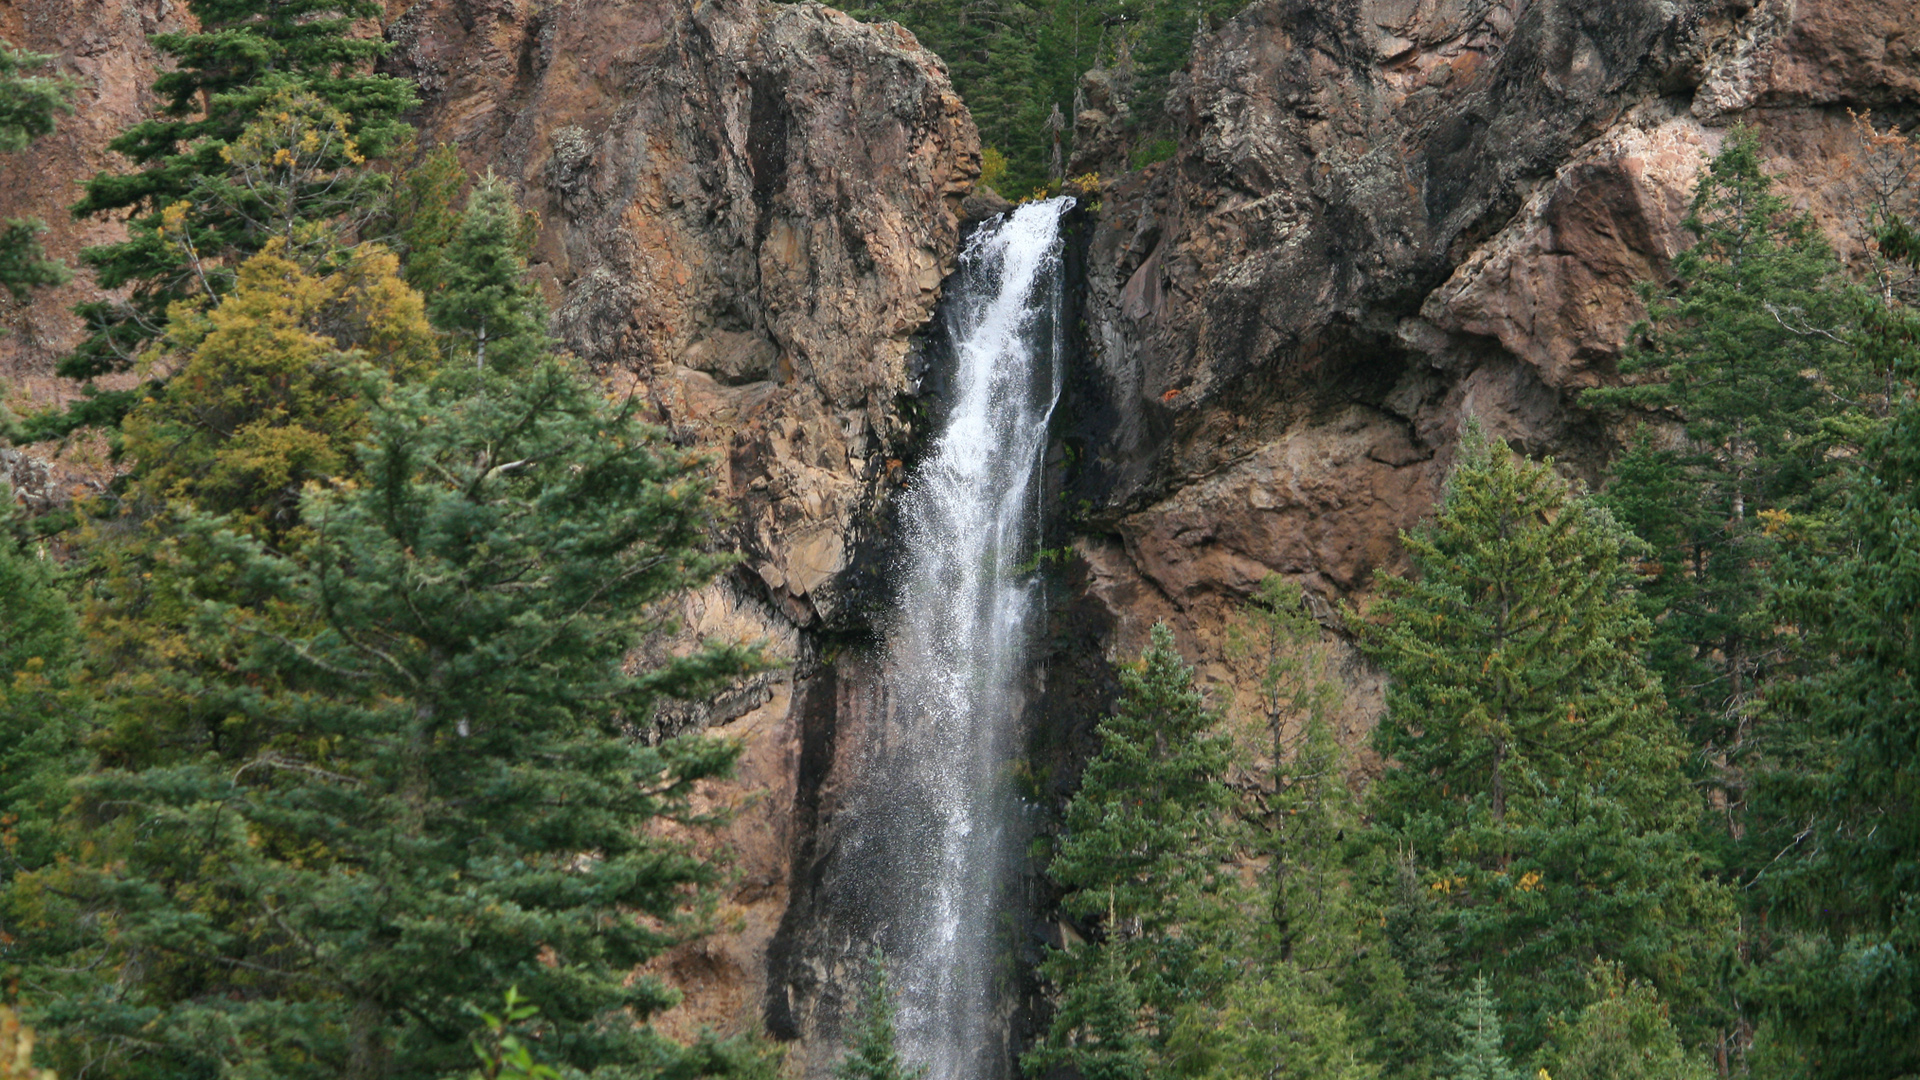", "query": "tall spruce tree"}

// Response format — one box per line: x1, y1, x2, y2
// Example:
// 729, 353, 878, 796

1027, 623, 1239, 1079
1358, 428, 1732, 1051
1586, 128, 1864, 819
51, 0, 413, 430
9, 357, 763, 1080
1445, 978, 1525, 1080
